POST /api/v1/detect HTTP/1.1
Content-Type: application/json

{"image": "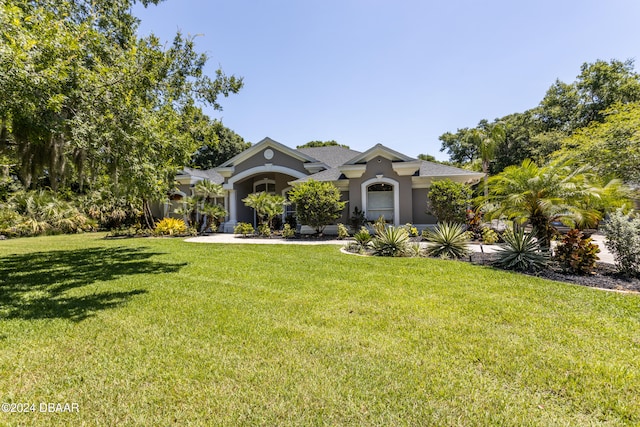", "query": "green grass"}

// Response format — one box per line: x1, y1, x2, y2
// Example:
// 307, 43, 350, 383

0, 233, 638, 426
